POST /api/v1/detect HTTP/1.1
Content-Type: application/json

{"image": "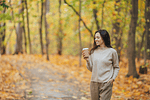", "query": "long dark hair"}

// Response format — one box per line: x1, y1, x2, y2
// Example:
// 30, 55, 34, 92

90, 29, 112, 55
